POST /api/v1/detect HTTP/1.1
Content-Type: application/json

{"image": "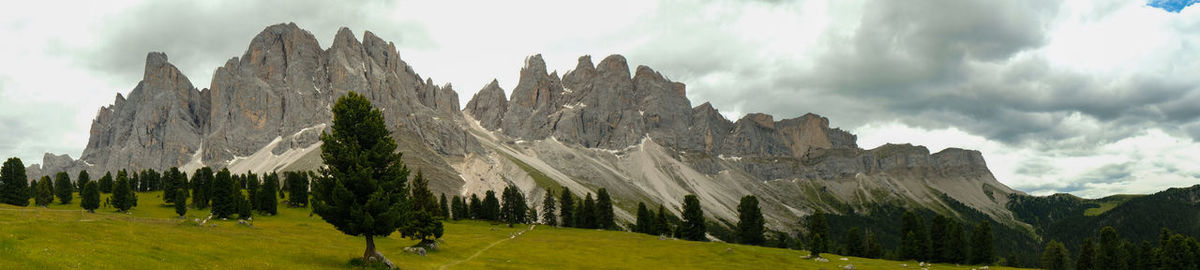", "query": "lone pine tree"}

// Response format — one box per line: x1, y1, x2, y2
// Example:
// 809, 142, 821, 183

35, 176, 54, 207
736, 195, 765, 246
541, 191, 557, 226
80, 181, 99, 213
595, 188, 615, 230
76, 170, 90, 191
209, 168, 239, 219
54, 171, 72, 204
310, 92, 412, 263
400, 170, 443, 244
559, 187, 575, 228
173, 188, 188, 217
680, 194, 706, 241
0, 157, 30, 206
98, 172, 113, 194
111, 172, 134, 212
